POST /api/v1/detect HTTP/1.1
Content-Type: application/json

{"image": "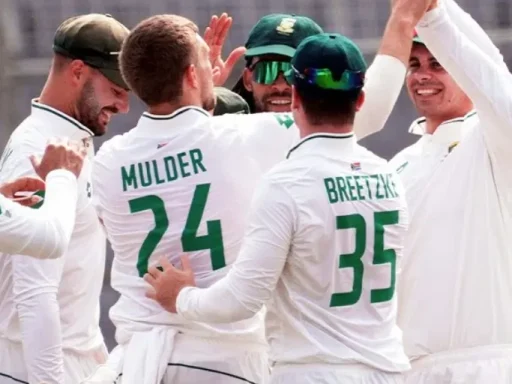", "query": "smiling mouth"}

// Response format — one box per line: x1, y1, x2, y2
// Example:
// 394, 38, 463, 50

268, 99, 291, 105
415, 89, 442, 96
